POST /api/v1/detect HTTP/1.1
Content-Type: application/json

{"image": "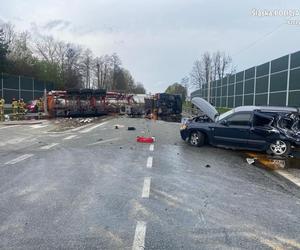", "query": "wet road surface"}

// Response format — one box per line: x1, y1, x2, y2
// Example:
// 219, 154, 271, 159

0, 117, 300, 249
